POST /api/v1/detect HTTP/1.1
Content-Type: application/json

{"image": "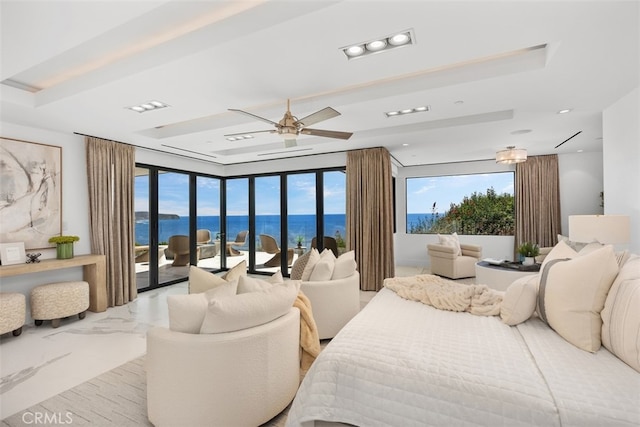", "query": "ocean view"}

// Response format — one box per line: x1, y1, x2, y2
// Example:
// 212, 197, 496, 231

135, 214, 347, 248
